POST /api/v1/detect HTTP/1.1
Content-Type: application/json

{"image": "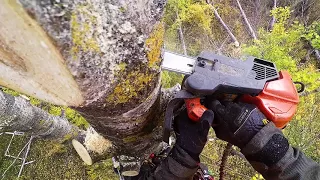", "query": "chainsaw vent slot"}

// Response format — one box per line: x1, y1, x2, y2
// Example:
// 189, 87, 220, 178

252, 59, 278, 80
